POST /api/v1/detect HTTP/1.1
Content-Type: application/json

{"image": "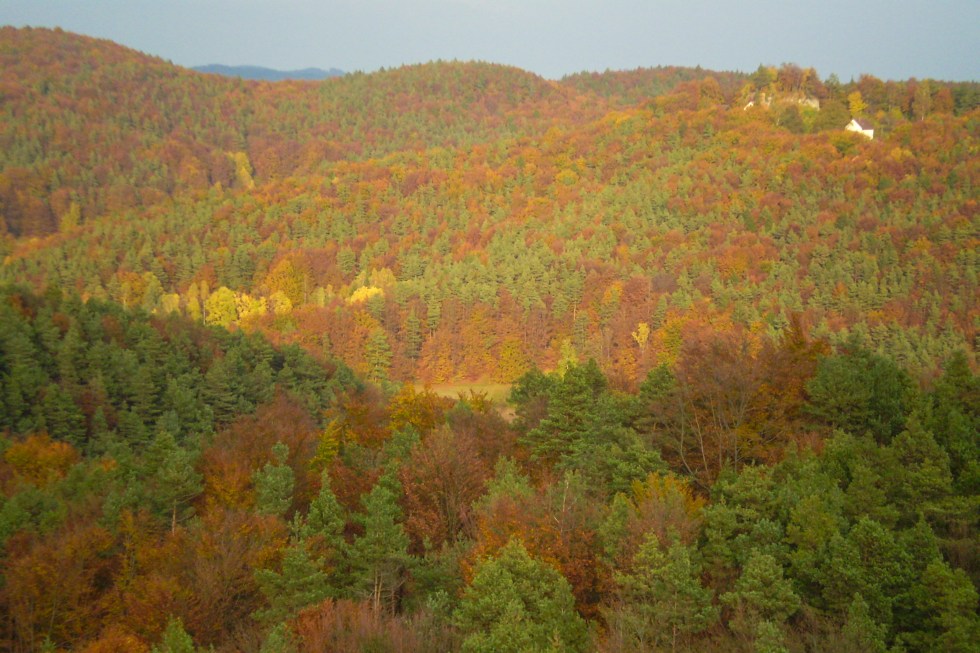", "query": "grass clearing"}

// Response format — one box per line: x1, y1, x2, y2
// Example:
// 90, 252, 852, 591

415, 382, 513, 405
